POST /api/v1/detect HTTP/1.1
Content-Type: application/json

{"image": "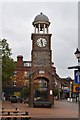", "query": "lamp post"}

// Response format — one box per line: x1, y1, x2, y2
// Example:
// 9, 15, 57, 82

74, 48, 80, 120
70, 81, 72, 102
74, 48, 80, 64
